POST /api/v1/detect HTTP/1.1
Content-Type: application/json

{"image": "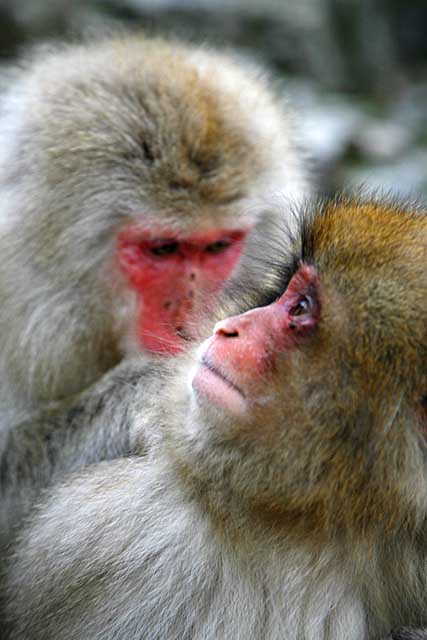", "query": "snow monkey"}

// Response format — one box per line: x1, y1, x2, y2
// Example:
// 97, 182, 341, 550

0, 34, 309, 426
3, 197, 427, 640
